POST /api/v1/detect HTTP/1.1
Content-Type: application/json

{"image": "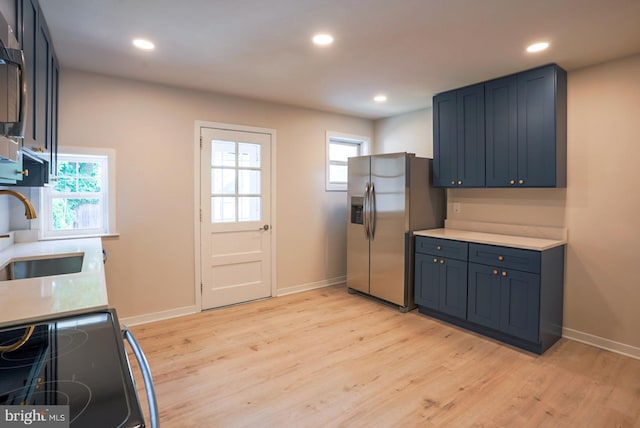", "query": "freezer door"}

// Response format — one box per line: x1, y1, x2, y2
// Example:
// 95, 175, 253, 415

369, 153, 408, 306
347, 156, 371, 294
